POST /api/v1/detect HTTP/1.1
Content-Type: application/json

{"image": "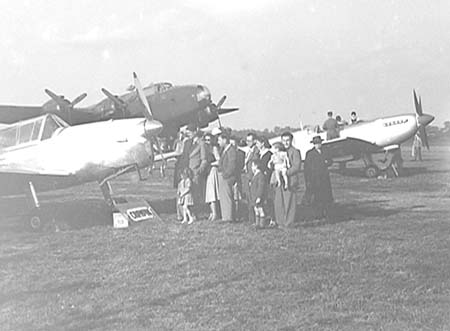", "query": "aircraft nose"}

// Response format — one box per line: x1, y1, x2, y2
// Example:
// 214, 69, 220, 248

196, 85, 211, 103
418, 114, 434, 126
